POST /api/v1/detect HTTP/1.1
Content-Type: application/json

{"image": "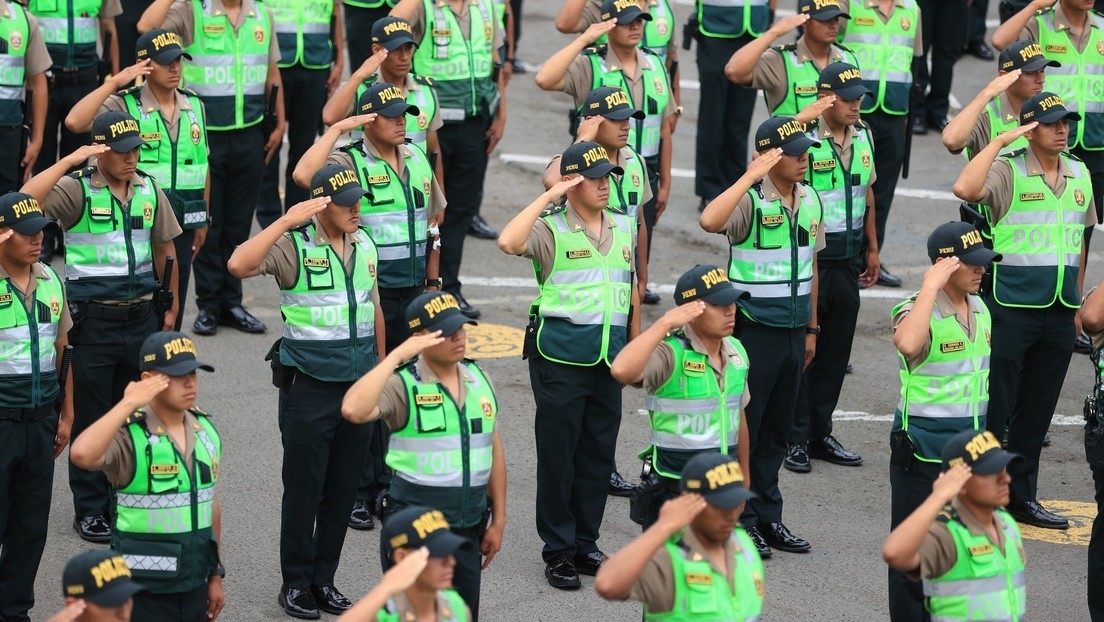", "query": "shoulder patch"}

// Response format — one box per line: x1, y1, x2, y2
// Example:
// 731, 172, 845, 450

836, 42, 853, 53
341, 138, 365, 154
1066, 150, 1084, 163
935, 504, 959, 524
605, 204, 628, 216
855, 119, 869, 131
